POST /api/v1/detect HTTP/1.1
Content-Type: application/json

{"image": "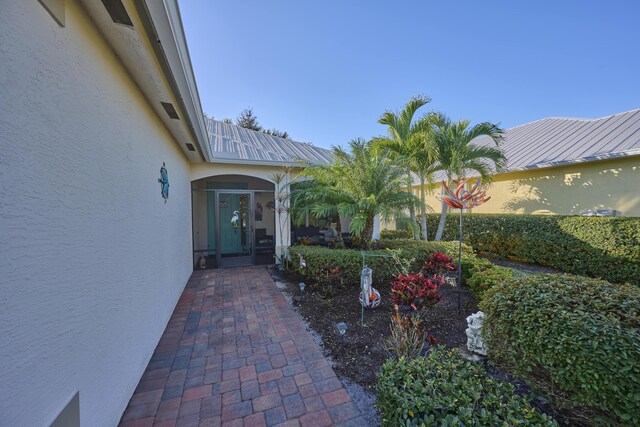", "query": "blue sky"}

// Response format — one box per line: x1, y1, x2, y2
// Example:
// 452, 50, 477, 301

179, 0, 640, 149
